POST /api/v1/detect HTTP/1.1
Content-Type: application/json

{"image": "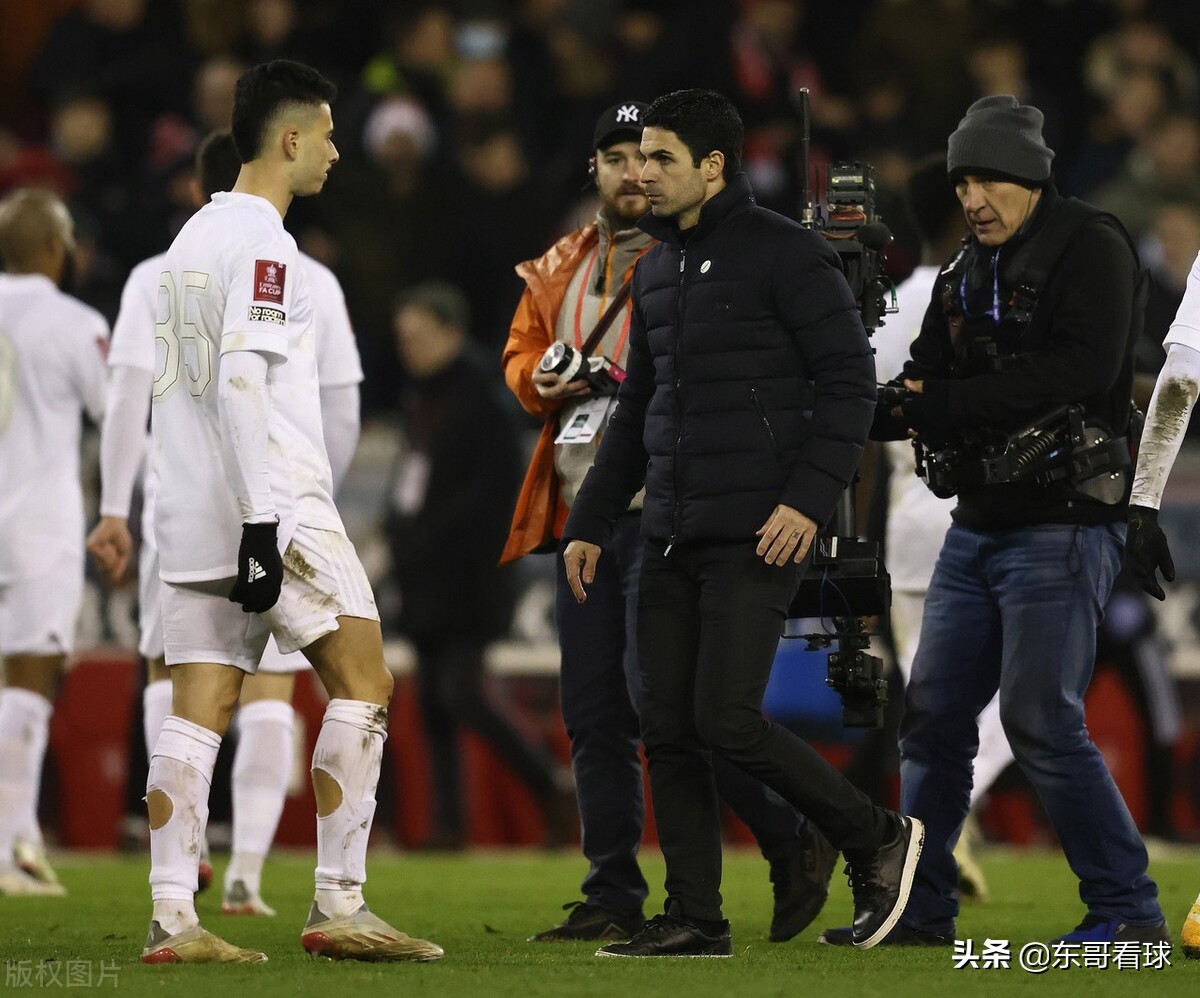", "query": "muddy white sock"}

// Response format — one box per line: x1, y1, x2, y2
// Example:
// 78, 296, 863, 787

311, 699, 387, 917
148, 716, 220, 934
143, 679, 173, 760
227, 699, 295, 896
0, 689, 52, 867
